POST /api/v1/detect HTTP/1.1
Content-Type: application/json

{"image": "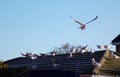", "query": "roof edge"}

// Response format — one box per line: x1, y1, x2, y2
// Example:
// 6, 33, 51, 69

112, 34, 120, 43
92, 50, 110, 74
111, 42, 120, 45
